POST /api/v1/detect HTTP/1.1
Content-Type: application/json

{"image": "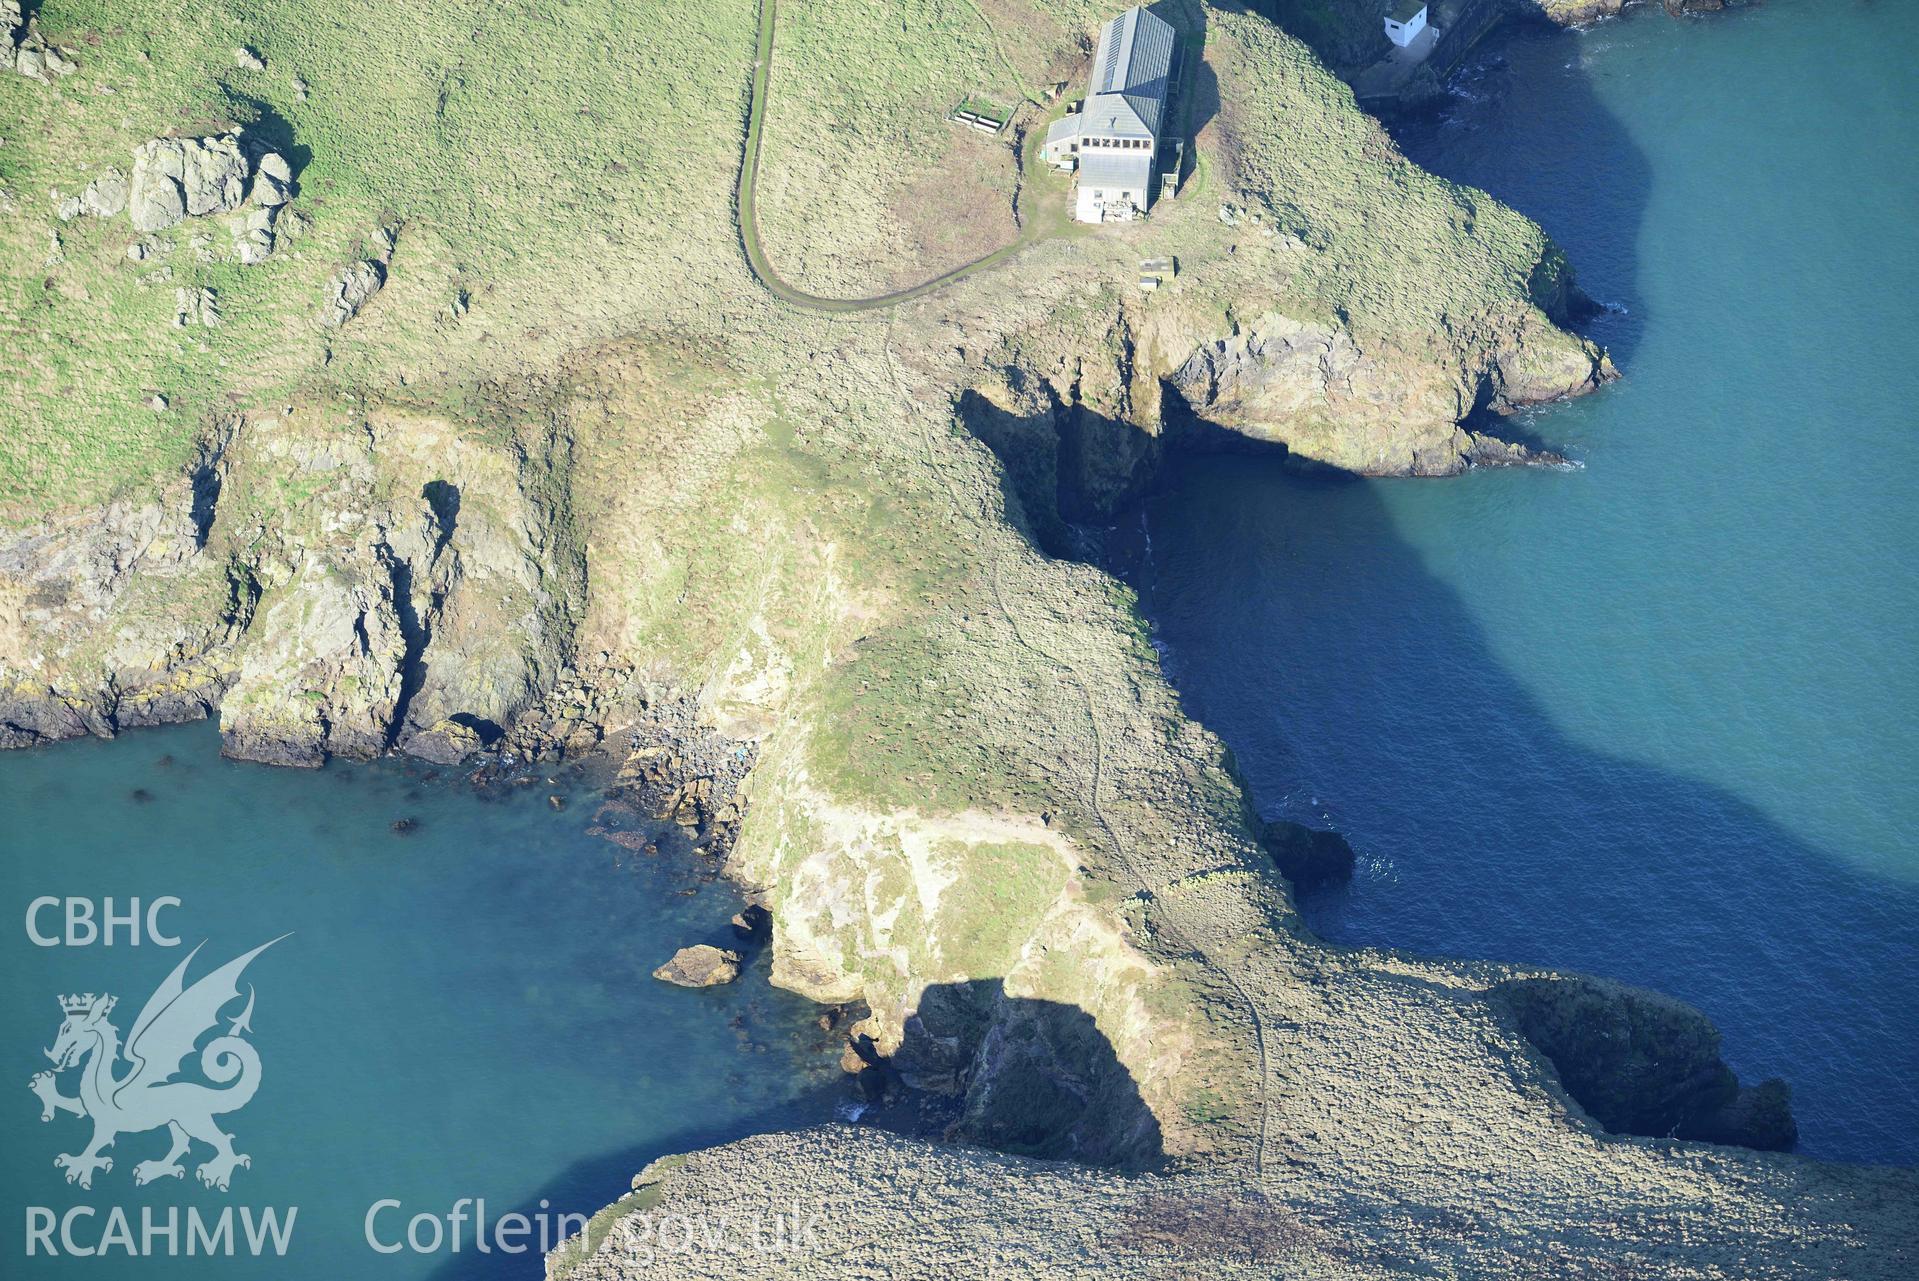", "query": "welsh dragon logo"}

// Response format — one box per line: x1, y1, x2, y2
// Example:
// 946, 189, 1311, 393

28, 937, 285, 1191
